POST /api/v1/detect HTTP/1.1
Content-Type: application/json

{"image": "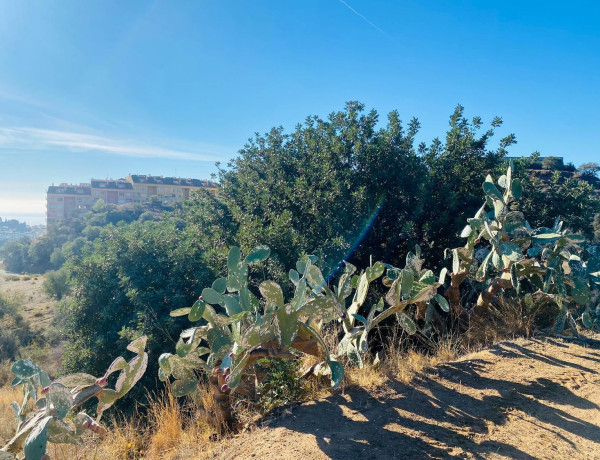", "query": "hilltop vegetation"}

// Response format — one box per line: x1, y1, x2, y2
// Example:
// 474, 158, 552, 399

52, 103, 600, 407
2, 103, 600, 459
